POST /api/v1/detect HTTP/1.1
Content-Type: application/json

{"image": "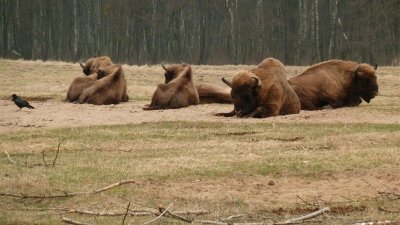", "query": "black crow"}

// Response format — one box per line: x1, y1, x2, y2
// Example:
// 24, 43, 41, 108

11, 94, 35, 110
